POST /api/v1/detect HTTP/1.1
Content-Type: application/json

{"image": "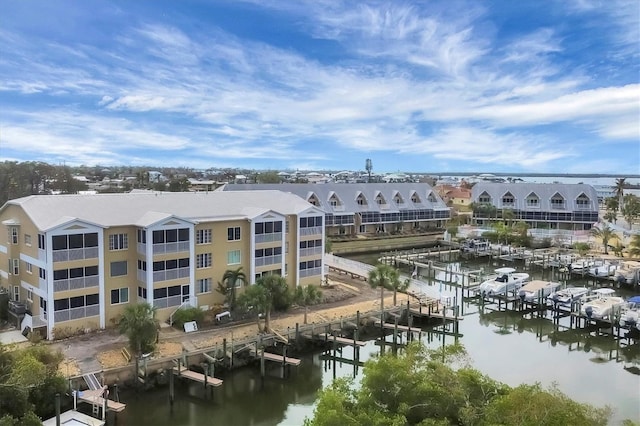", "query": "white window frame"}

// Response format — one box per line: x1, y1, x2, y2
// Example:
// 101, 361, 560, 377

27, 288, 33, 302
196, 253, 212, 269
196, 229, 212, 244
227, 250, 241, 265
24, 234, 32, 246
12, 286, 19, 301
11, 258, 19, 275
109, 233, 129, 251
10, 227, 18, 245
110, 287, 129, 305
197, 278, 212, 294
26, 262, 33, 274
227, 226, 241, 241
